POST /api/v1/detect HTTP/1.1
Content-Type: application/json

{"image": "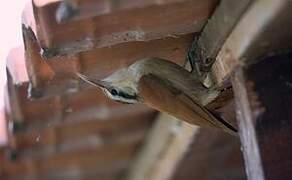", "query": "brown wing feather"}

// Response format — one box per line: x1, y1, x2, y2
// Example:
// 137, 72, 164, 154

138, 74, 237, 135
